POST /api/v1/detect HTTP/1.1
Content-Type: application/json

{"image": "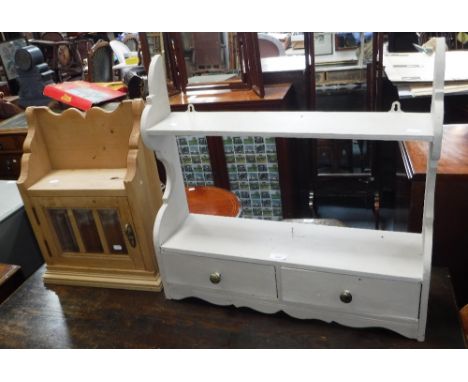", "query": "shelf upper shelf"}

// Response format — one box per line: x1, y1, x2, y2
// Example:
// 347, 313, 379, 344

162, 214, 424, 282
146, 111, 435, 141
